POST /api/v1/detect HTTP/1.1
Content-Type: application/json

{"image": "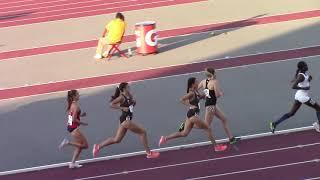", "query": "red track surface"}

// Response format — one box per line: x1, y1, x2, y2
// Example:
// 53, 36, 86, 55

0, 0, 205, 28
0, 45, 319, 100
0, 10, 319, 61
2, 130, 320, 180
